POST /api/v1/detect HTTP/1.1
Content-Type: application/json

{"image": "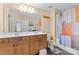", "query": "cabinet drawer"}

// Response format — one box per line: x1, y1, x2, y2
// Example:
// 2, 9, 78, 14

30, 35, 41, 40
35, 35, 47, 39
8, 37, 22, 43
22, 36, 29, 40
42, 35, 47, 38
41, 37, 47, 40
